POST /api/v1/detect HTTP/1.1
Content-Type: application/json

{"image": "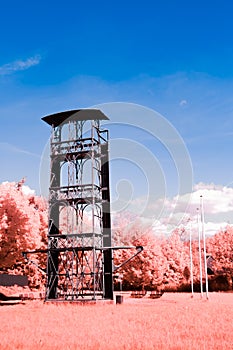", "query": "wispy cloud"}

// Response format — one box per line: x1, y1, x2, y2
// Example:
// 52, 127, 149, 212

0, 55, 41, 75
0, 142, 40, 158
